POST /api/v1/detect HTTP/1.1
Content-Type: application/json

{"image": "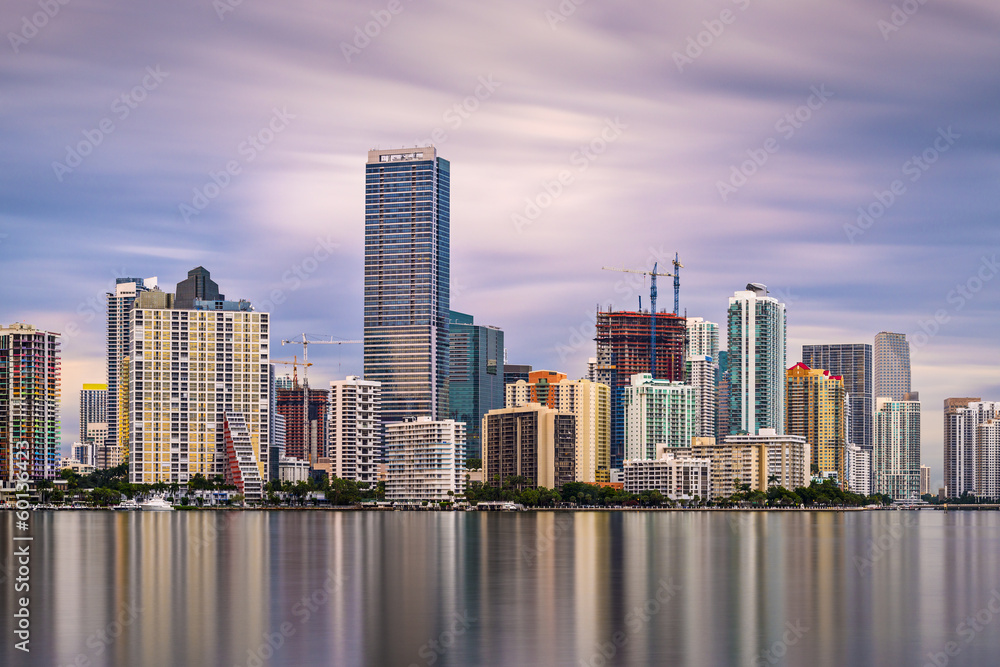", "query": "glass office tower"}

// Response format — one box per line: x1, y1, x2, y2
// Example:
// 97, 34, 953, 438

364, 147, 450, 425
